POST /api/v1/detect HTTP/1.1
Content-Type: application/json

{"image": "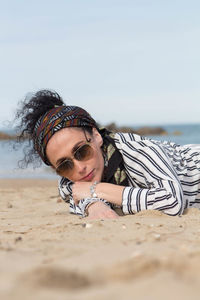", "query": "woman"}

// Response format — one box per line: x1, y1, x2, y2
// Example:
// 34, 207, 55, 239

15, 90, 200, 219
